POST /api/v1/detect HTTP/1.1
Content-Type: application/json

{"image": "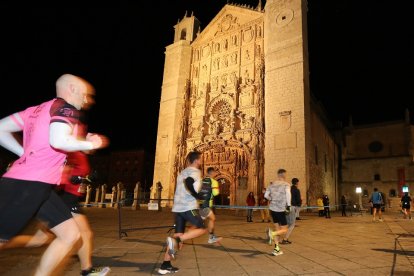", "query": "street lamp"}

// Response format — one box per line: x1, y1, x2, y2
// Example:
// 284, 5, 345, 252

402, 186, 409, 193
356, 187, 362, 210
